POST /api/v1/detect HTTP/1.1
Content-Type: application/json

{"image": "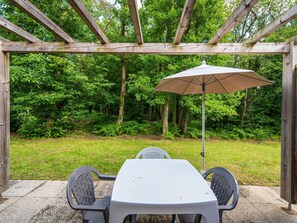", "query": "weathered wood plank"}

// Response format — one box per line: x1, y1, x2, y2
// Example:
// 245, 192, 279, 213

67, 0, 109, 44
288, 35, 297, 42
1, 42, 289, 54
128, 0, 143, 44
0, 17, 41, 42
0, 44, 10, 193
209, 0, 259, 44
281, 41, 297, 204
173, 0, 196, 44
246, 5, 297, 44
11, 0, 74, 43
0, 37, 9, 42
